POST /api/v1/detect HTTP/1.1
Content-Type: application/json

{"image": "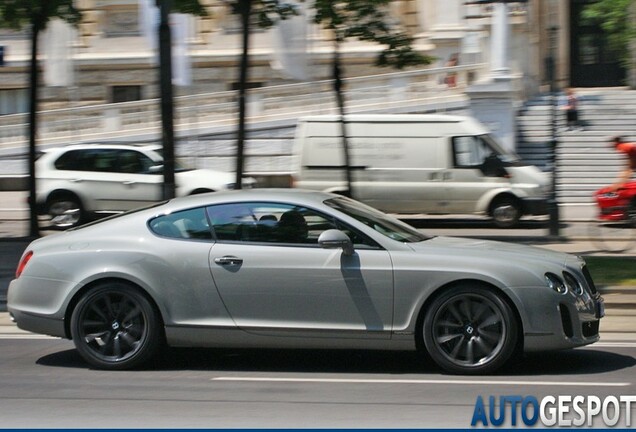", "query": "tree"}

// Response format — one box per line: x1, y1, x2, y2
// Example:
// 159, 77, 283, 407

0, 1, 81, 238
229, 0, 297, 189
581, 0, 636, 70
313, 0, 434, 197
